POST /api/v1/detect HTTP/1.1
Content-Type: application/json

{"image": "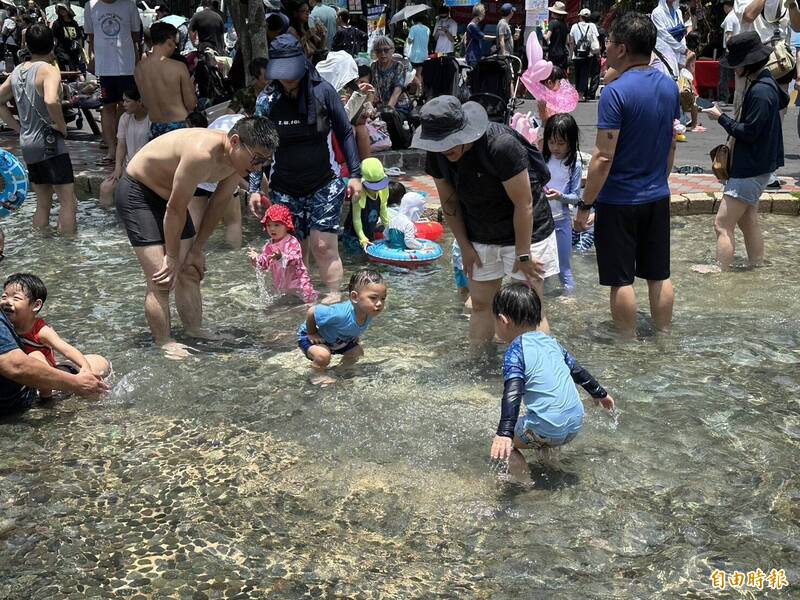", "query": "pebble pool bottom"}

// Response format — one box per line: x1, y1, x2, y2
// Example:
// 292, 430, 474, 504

0, 198, 798, 598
